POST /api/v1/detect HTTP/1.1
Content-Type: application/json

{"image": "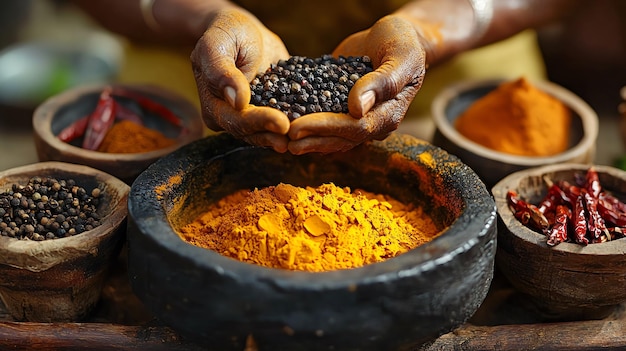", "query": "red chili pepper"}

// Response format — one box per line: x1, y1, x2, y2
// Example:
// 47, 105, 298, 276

572, 193, 589, 245
57, 115, 89, 143
82, 88, 117, 150
513, 169, 626, 246
554, 180, 580, 205
584, 191, 611, 243
585, 167, 602, 198
115, 103, 143, 125
538, 184, 563, 213
599, 192, 626, 214
608, 227, 626, 240
111, 87, 183, 128
507, 190, 549, 233
597, 197, 626, 227
547, 204, 570, 246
